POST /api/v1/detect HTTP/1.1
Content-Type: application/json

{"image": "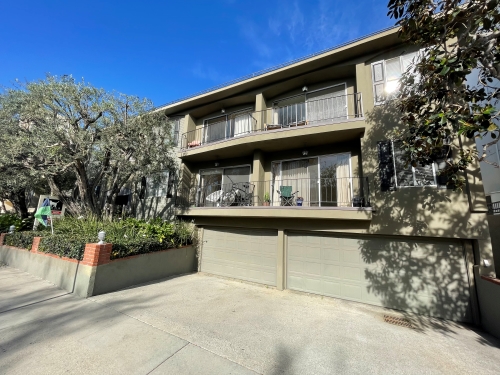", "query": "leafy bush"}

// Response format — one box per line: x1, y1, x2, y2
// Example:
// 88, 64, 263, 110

111, 237, 169, 259
4, 231, 44, 250
35, 217, 196, 260
0, 214, 33, 233
38, 235, 89, 260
